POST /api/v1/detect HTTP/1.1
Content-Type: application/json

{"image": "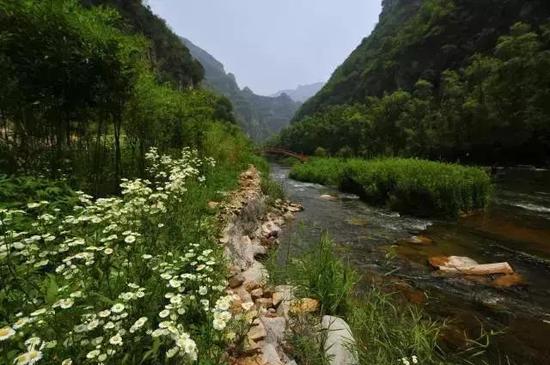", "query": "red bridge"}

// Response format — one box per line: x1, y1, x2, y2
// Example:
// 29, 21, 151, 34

262, 147, 309, 162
